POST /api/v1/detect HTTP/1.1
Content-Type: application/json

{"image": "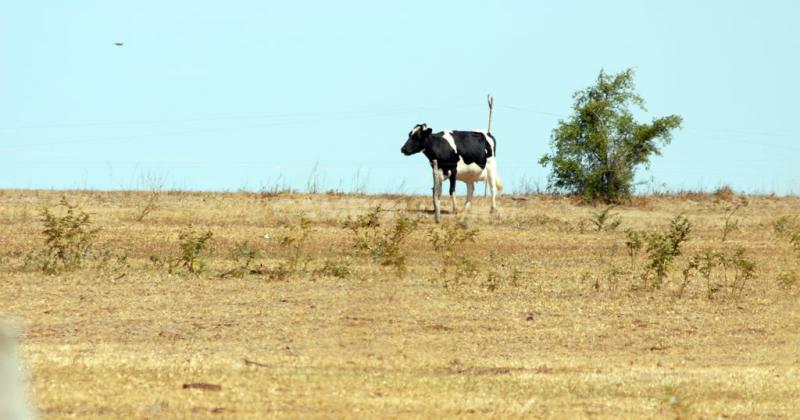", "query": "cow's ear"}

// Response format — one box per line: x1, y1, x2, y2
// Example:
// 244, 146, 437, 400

424, 128, 432, 136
